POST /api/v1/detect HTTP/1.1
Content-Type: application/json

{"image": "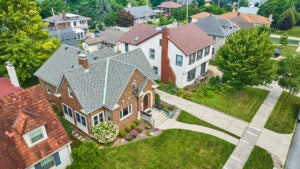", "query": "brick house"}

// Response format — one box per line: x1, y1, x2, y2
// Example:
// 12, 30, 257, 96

157, 1, 182, 17
34, 45, 157, 136
0, 85, 72, 169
